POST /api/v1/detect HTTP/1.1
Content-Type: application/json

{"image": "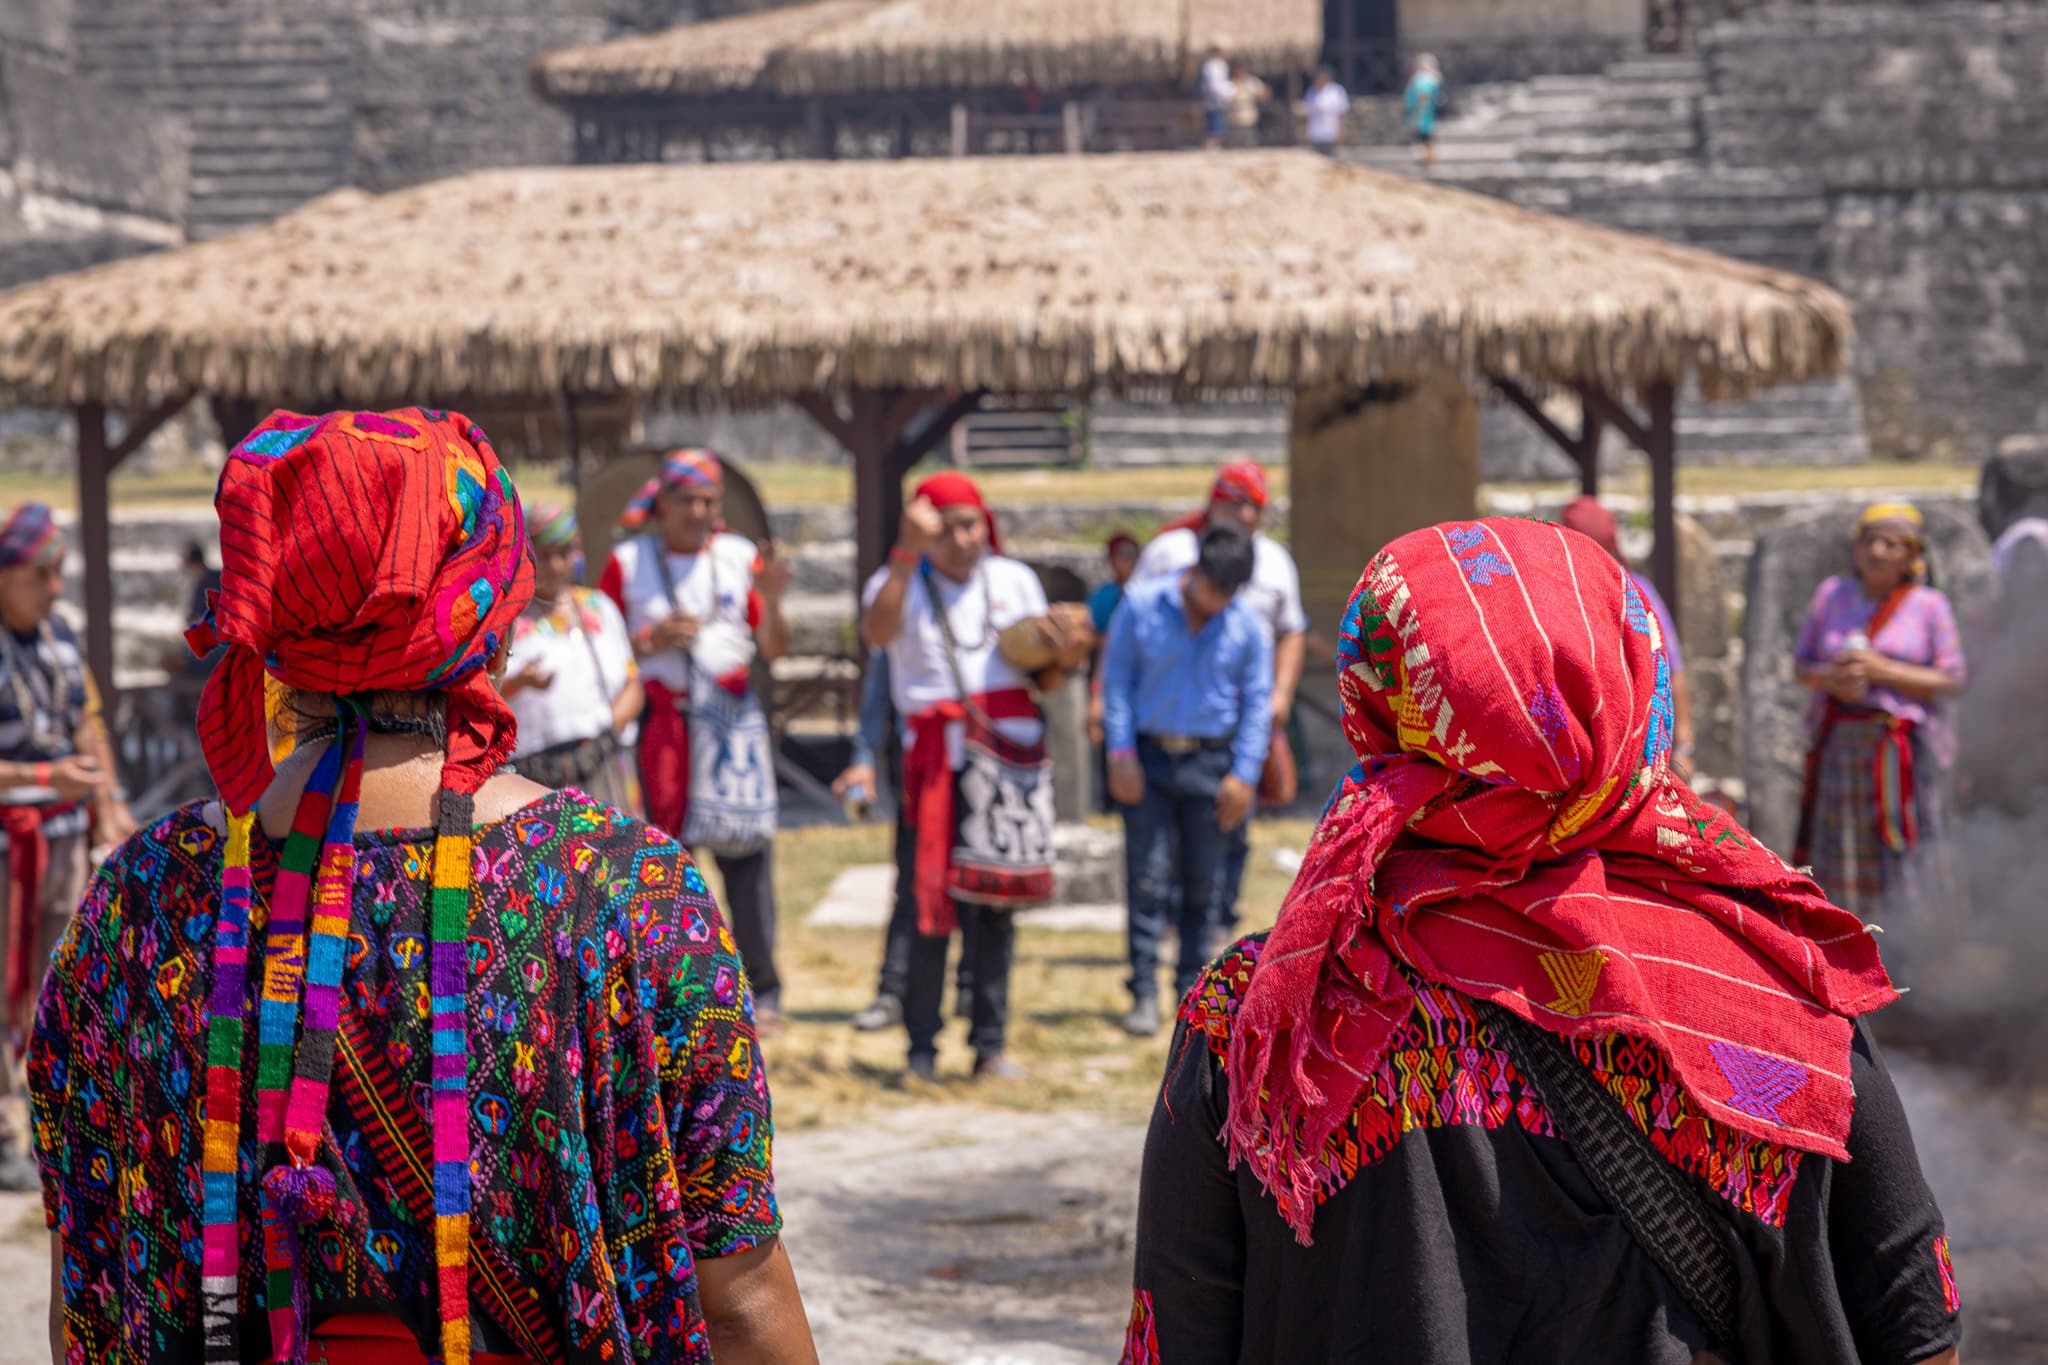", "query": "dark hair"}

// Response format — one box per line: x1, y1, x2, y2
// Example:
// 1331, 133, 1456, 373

183, 540, 210, 570
1315, 65, 1336, 81
1196, 521, 1255, 594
